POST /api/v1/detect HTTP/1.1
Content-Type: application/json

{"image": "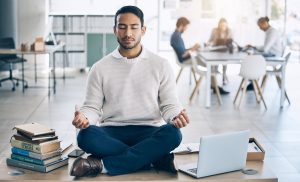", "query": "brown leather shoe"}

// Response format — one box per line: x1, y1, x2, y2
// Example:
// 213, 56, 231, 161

70, 155, 102, 177
153, 153, 177, 174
